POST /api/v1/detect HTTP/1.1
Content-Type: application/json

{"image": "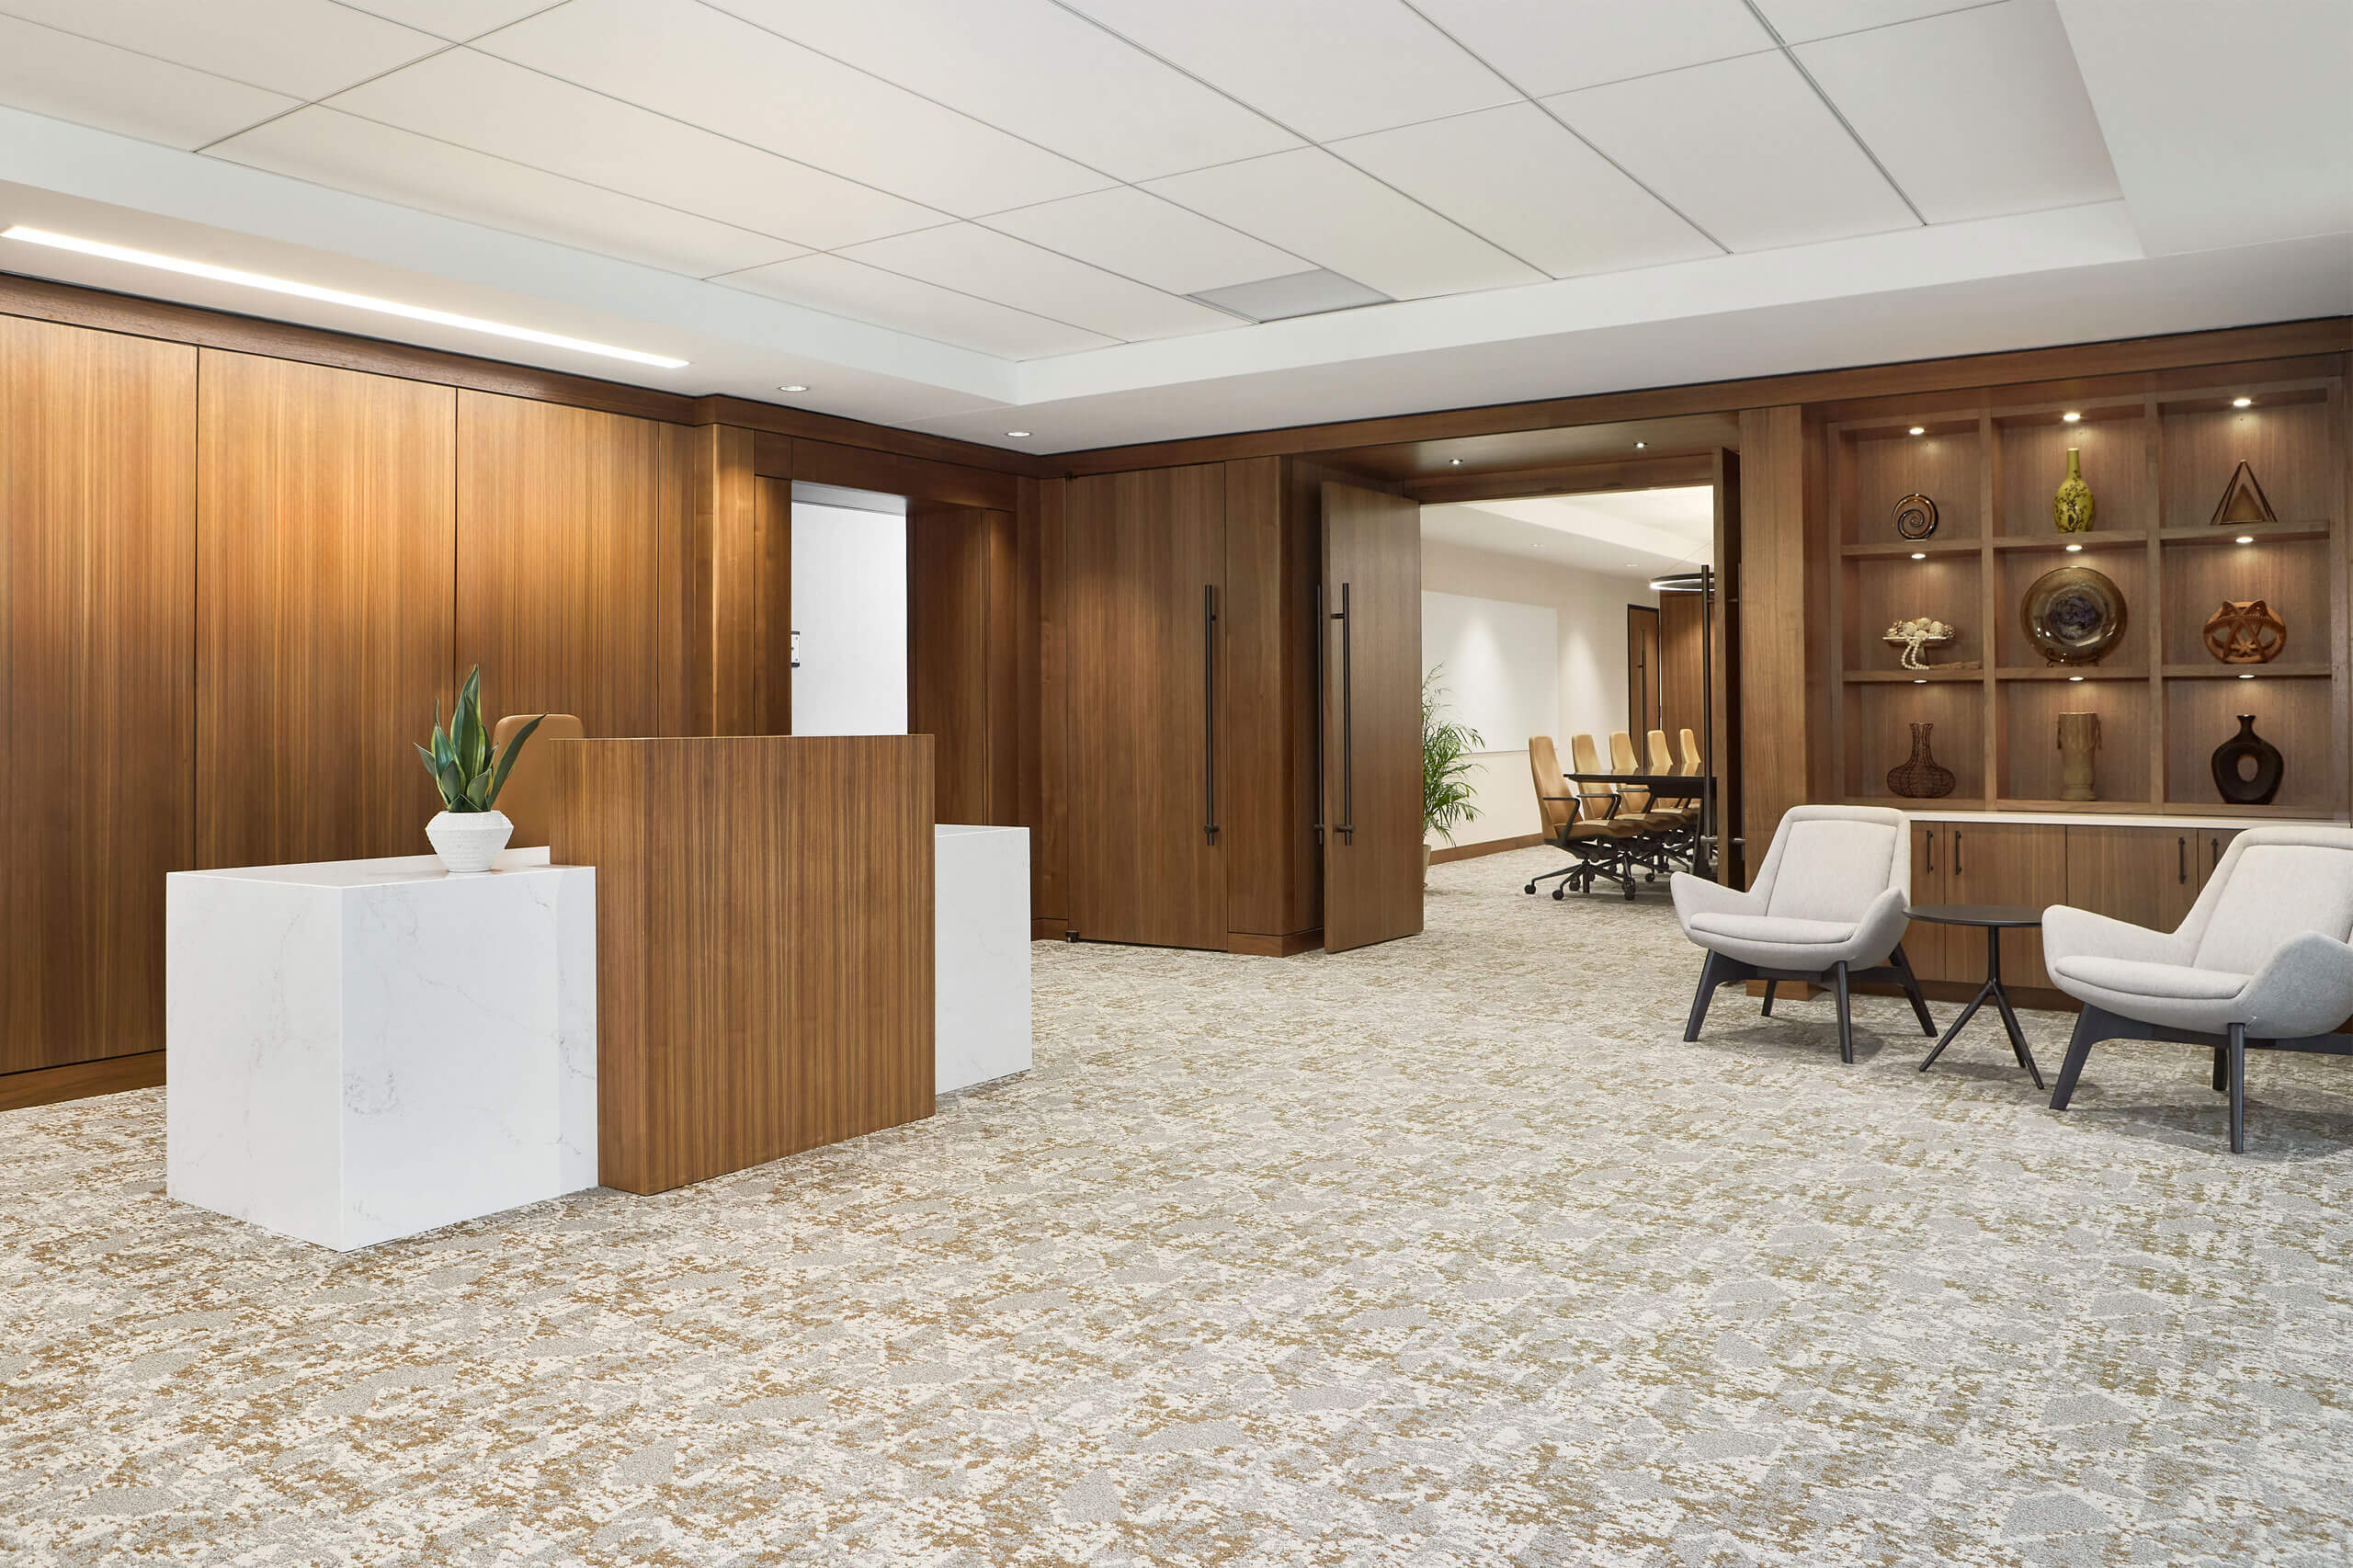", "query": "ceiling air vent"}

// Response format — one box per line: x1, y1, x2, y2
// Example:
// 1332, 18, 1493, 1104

1188, 268, 1392, 323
